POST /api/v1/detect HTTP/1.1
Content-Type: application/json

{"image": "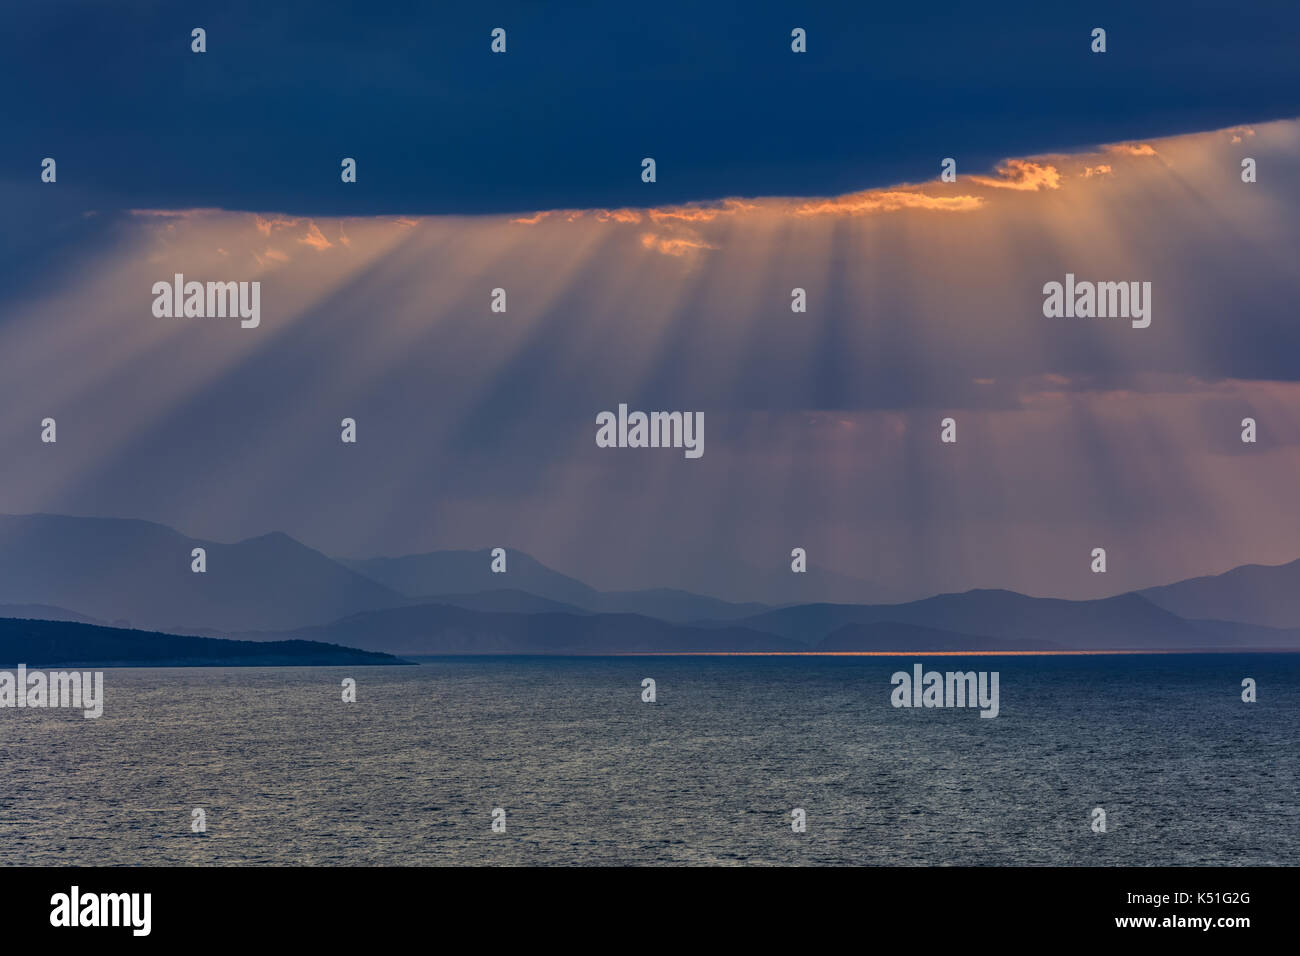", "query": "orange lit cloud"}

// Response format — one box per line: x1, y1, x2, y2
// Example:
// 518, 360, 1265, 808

1105, 143, 1158, 157
649, 207, 722, 223
298, 221, 332, 250
969, 159, 1062, 191
793, 189, 984, 216
639, 232, 716, 256
595, 209, 642, 224
228, 120, 1265, 269
253, 214, 302, 235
